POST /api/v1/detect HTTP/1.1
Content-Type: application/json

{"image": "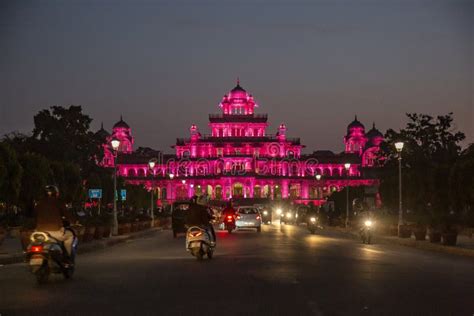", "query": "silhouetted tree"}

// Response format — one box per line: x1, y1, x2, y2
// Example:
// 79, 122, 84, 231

379, 113, 465, 221
18, 153, 50, 216
0, 142, 23, 211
